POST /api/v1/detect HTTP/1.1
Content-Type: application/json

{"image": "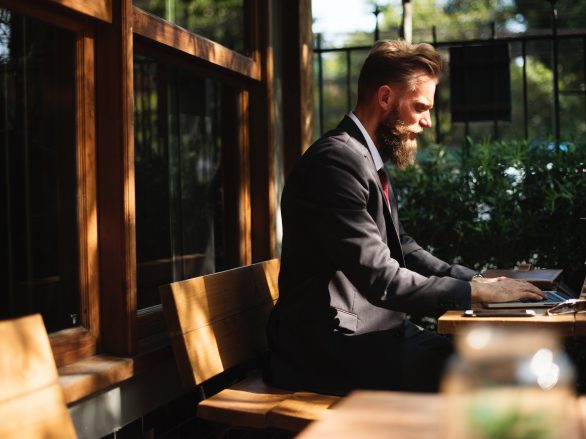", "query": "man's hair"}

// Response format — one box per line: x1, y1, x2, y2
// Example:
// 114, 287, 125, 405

357, 40, 442, 103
